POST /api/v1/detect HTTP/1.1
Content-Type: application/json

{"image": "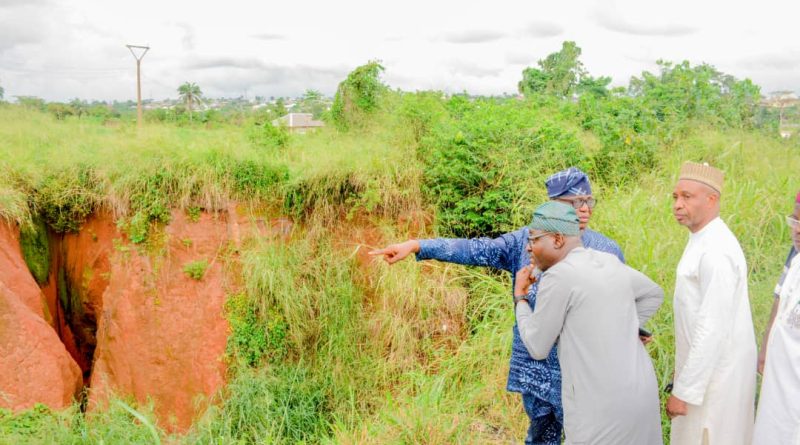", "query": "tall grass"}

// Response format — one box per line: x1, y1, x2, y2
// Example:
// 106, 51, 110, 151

0, 104, 797, 444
